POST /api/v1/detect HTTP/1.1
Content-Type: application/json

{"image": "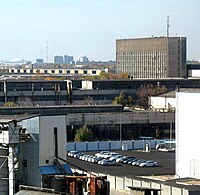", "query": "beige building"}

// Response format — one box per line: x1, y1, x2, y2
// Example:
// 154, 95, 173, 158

116, 37, 187, 78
